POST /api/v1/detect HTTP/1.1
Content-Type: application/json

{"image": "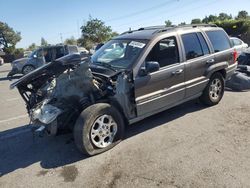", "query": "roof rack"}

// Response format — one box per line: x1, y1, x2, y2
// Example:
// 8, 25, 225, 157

121, 25, 175, 35
176, 24, 217, 28
156, 24, 218, 33
121, 24, 217, 35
